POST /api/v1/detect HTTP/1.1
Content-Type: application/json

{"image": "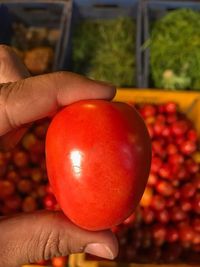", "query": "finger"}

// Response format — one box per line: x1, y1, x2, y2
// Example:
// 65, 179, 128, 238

0, 45, 29, 82
0, 210, 119, 267
0, 45, 30, 149
0, 71, 116, 136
